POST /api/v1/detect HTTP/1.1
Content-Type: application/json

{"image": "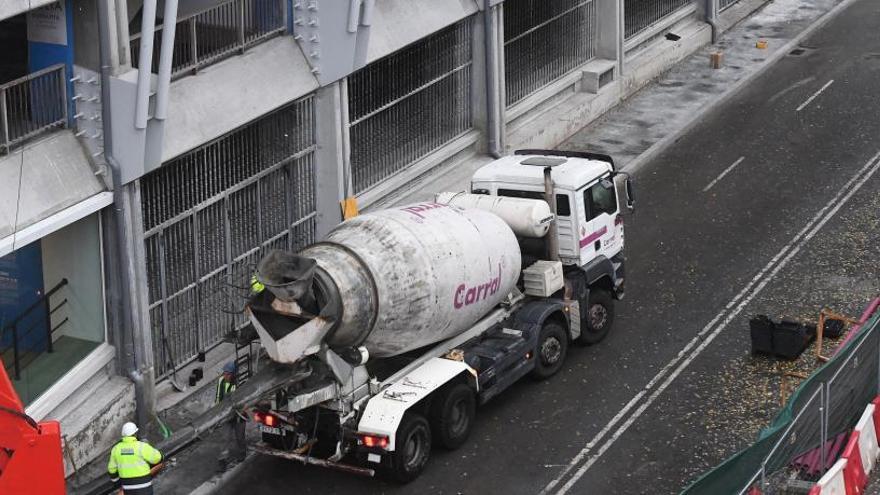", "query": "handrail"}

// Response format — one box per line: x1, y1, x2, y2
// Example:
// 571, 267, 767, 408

0, 63, 66, 92
129, 0, 286, 78
2, 278, 68, 330
1, 278, 69, 380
